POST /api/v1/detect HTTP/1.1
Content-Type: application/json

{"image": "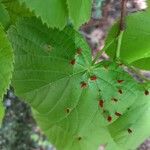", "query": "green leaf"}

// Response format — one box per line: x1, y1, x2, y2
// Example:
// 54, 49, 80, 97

0, 2, 10, 28
19, 0, 68, 29
105, 10, 150, 70
131, 57, 150, 70
67, 0, 92, 28
18, 0, 92, 29
0, 24, 13, 115
8, 18, 145, 150
2, 0, 33, 24
108, 89, 150, 150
